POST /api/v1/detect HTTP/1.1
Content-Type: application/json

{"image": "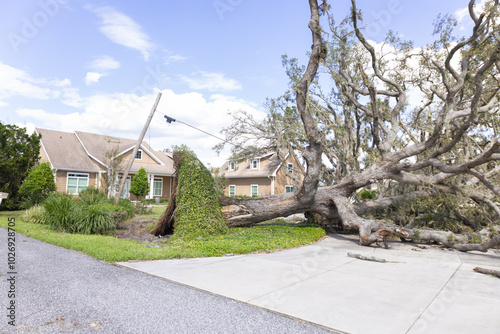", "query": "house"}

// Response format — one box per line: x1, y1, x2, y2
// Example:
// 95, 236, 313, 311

36, 128, 175, 200
219, 152, 304, 197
